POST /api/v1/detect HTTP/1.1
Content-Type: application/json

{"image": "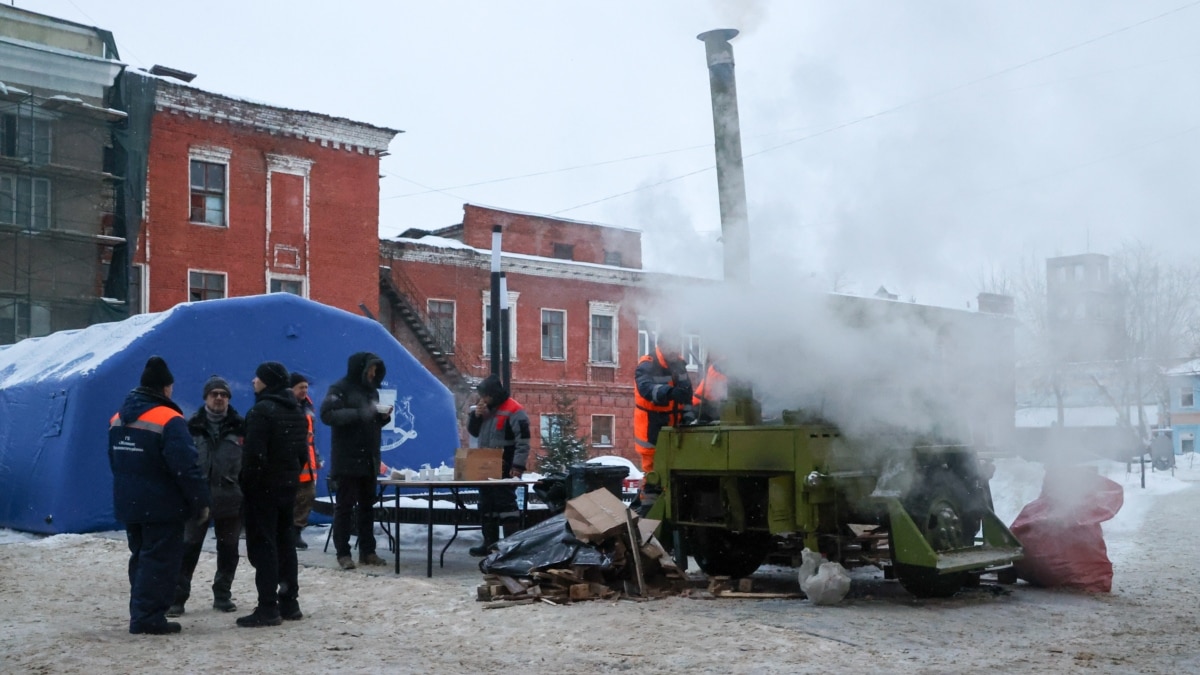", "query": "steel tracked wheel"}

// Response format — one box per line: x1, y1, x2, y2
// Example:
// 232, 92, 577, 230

893, 468, 983, 598
689, 528, 771, 579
